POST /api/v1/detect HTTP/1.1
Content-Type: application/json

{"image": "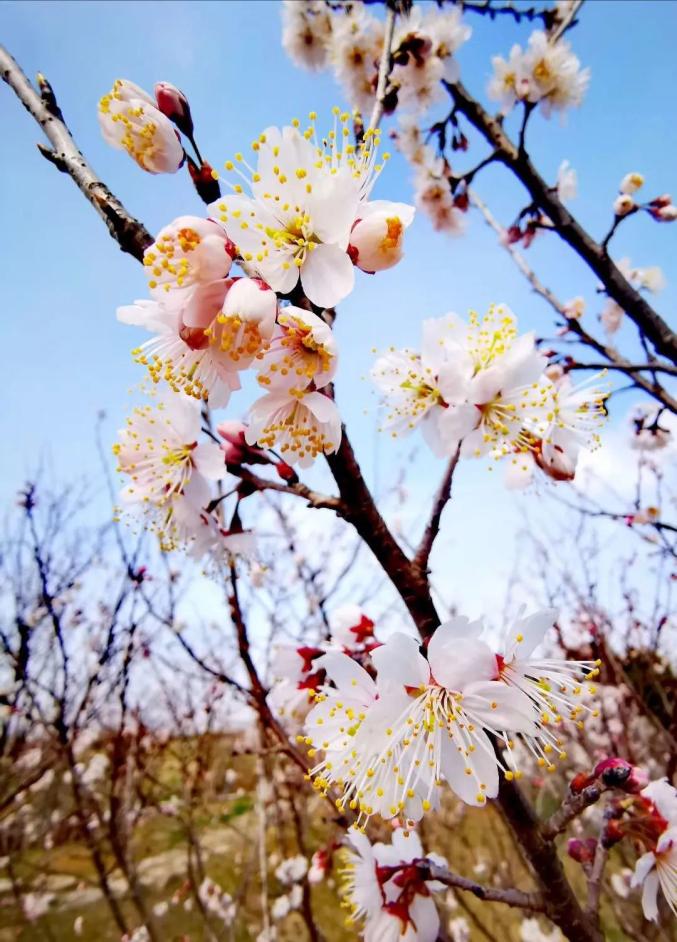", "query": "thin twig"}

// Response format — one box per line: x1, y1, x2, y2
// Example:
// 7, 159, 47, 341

446, 79, 677, 364
469, 190, 677, 412
418, 859, 546, 912
413, 444, 461, 573
369, 6, 397, 131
